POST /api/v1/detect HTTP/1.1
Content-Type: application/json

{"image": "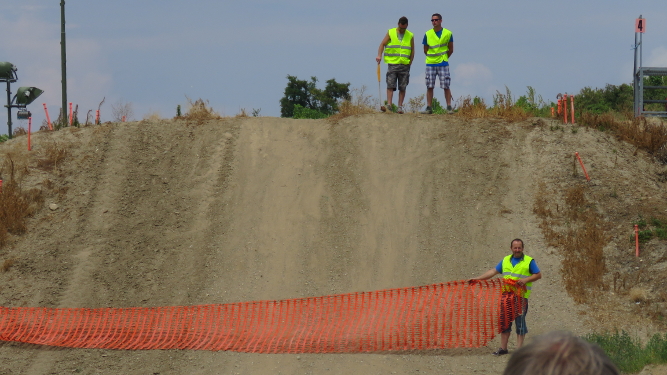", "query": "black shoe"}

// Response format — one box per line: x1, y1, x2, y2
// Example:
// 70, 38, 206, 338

492, 348, 508, 356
